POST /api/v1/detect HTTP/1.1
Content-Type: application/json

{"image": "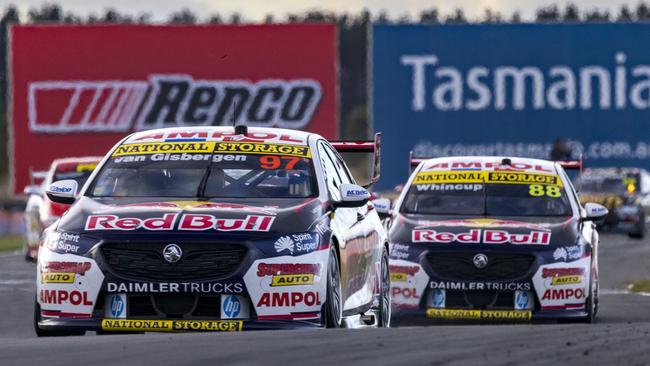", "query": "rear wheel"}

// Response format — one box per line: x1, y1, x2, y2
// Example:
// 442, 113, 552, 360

324, 246, 342, 328
628, 217, 646, 239
34, 299, 85, 337
378, 247, 391, 327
